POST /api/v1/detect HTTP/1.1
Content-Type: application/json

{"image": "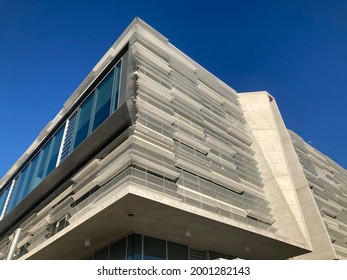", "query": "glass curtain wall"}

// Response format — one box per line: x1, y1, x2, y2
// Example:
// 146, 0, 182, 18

0, 60, 122, 219
5, 124, 66, 214
91, 233, 235, 260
